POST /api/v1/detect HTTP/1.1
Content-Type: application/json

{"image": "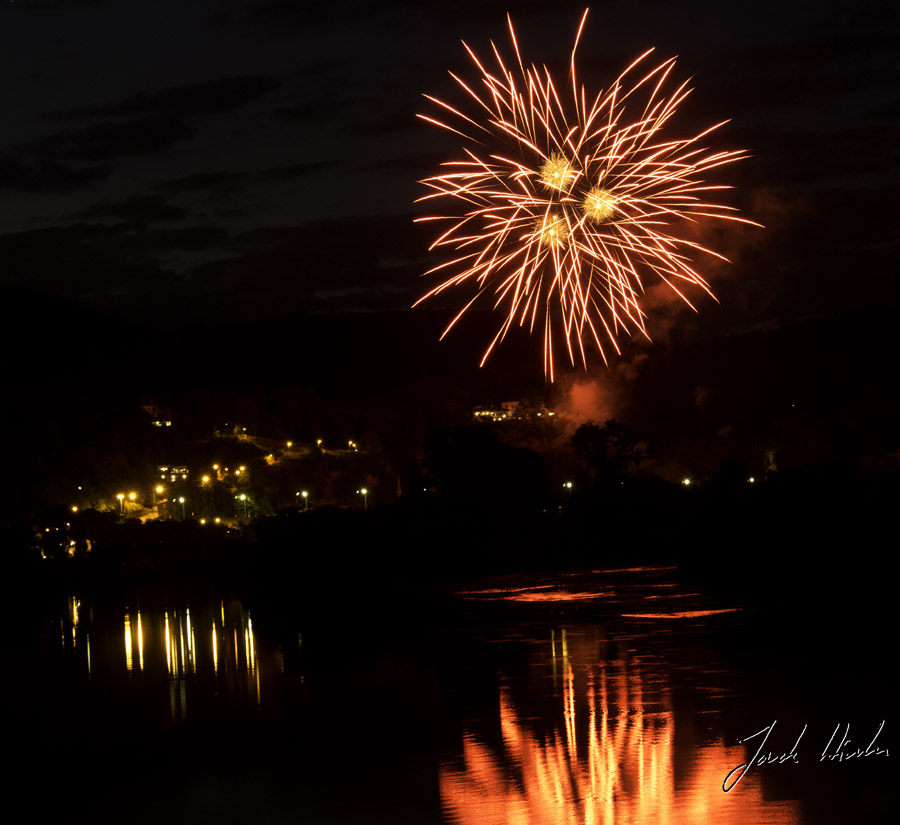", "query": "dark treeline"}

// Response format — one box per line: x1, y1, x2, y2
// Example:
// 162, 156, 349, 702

3, 285, 900, 611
